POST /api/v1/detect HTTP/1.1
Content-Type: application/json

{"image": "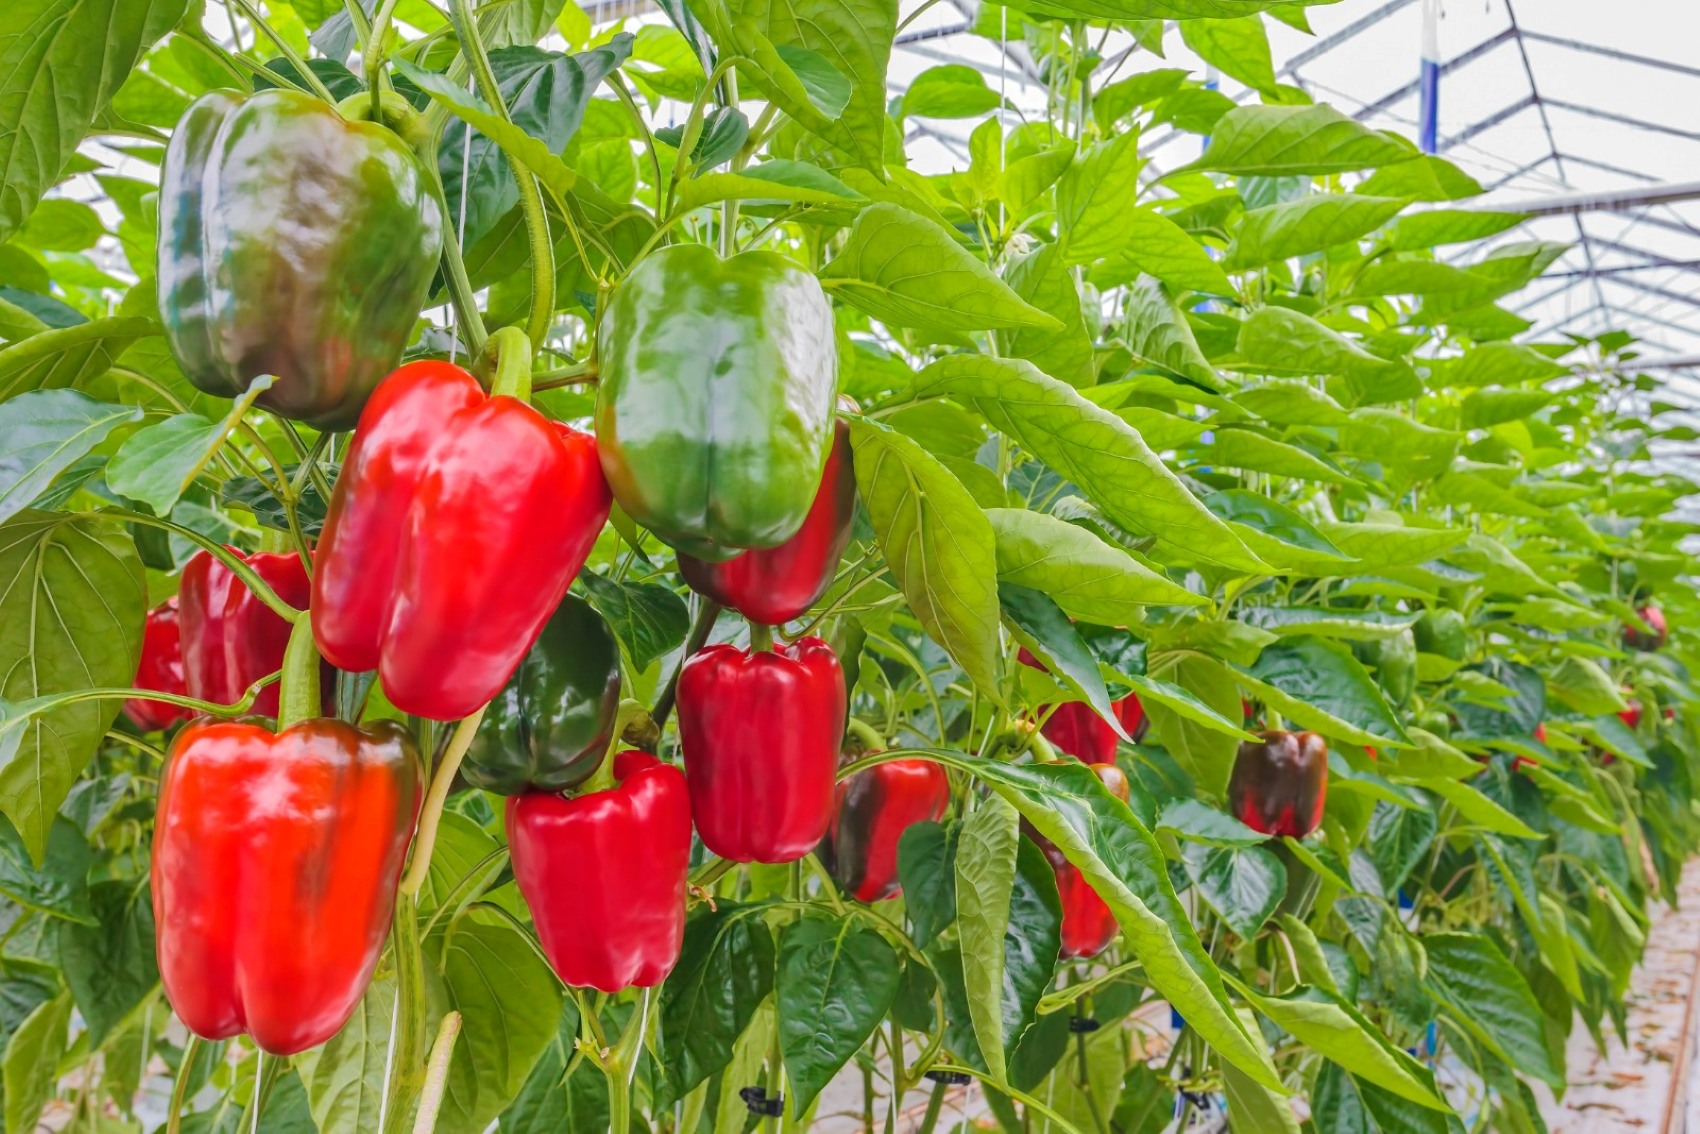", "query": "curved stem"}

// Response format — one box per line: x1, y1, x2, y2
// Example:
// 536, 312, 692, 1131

101, 509, 302, 622
451, 0, 554, 350
229, 0, 337, 104
846, 717, 885, 751
365, 0, 403, 117
9, 673, 283, 728
479, 326, 534, 402
166, 1034, 201, 1134
411, 1012, 462, 1134
277, 618, 322, 730
400, 707, 489, 897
